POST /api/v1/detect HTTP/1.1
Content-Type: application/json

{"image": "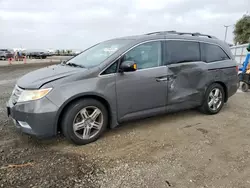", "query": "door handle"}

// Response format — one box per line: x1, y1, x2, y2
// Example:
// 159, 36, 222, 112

168, 75, 177, 79
156, 77, 168, 82
156, 74, 177, 82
